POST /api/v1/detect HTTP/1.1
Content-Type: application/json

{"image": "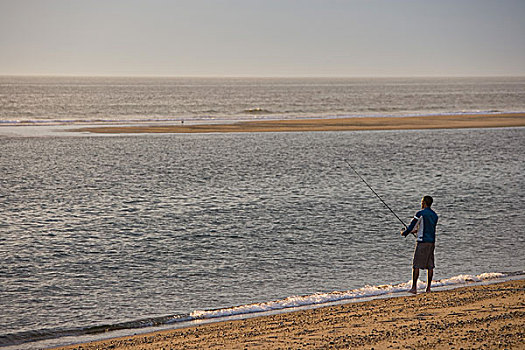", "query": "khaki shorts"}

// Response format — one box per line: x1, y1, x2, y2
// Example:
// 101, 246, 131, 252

413, 242, 435, 269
